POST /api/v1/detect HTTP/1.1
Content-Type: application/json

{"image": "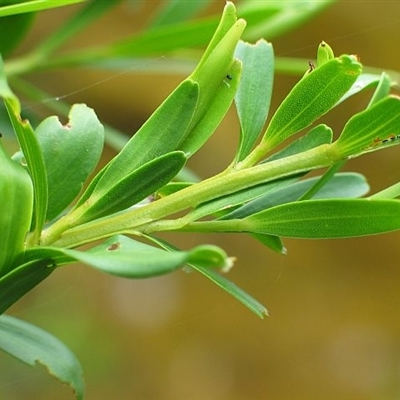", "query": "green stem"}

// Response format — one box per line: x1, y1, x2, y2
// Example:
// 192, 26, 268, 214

42, 143, 337, 248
